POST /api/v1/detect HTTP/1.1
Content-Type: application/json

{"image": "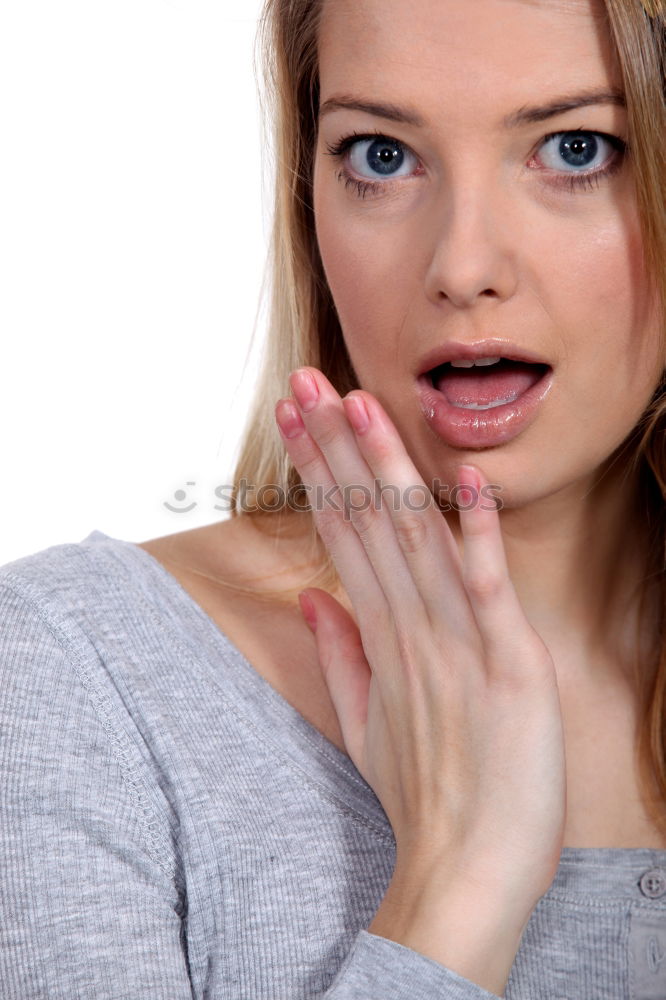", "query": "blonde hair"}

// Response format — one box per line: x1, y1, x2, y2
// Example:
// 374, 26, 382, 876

230, 0, 666, 834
